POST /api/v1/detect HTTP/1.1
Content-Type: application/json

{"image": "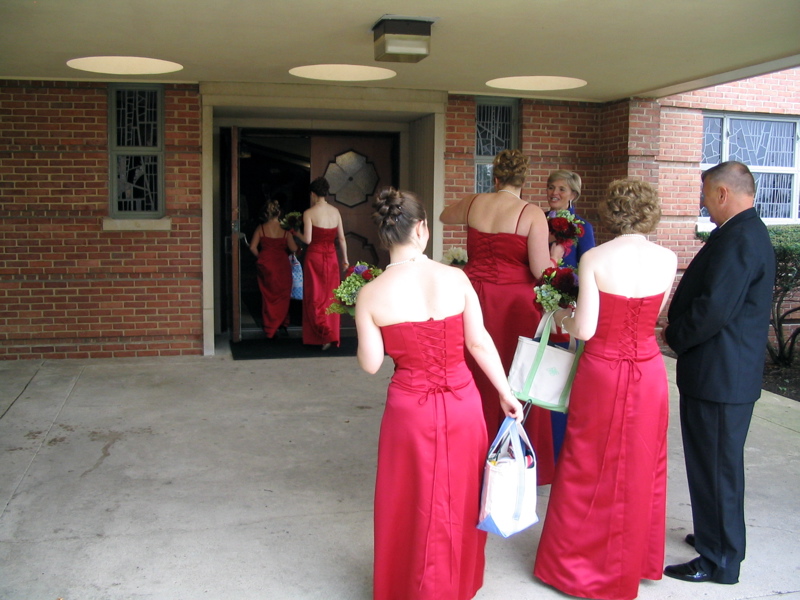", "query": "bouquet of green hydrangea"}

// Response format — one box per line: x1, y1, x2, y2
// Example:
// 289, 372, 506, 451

327, 262, 383, 316
280, 211, 304, 233
533, 265, 579, 313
